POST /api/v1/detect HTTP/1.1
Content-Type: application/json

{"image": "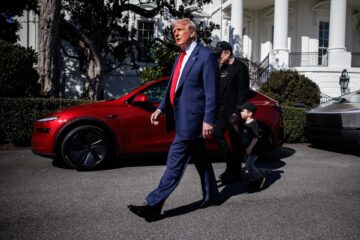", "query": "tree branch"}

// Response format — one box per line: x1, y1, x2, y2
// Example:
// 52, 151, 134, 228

118, 3, 164, 18
61, 19, 102, 68
60, 42, 80, 60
